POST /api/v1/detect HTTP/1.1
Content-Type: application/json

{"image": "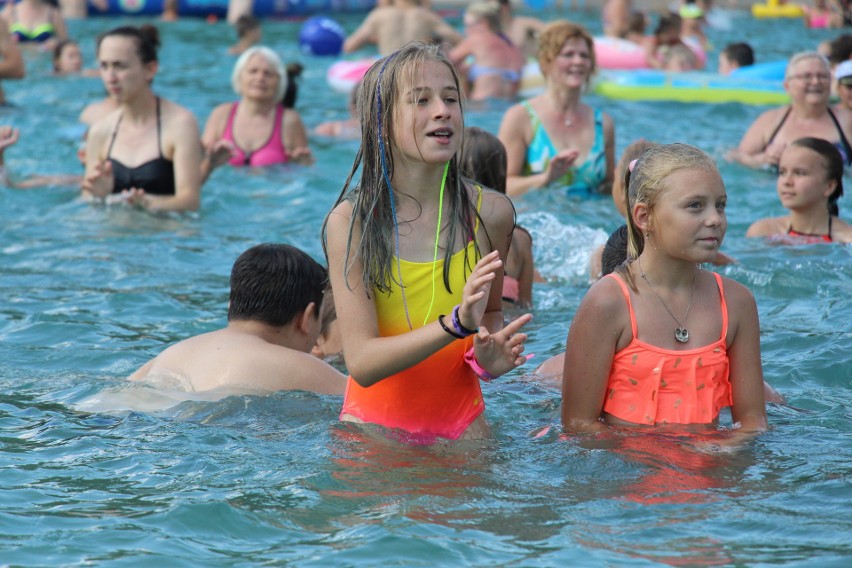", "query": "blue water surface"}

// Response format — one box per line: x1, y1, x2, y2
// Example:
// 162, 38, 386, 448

1, 8, 850, 566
